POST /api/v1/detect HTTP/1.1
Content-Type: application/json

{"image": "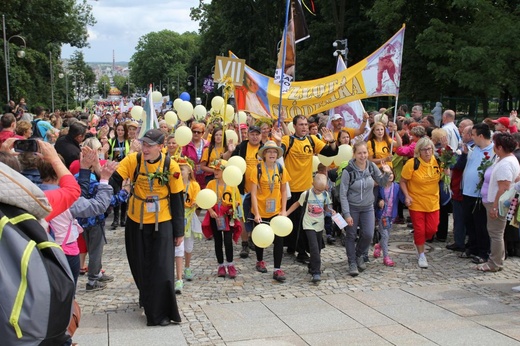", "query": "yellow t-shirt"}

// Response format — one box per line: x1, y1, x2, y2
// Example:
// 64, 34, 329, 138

244, 143, 261, 193
206, 179, 241, 208
184, 179, 201, 209
367, 139, 393, 168
117, 152, 184, 224
282, 135, 326, 192
201, 145, 224, 164
249, 162, 291, 218
400, 156, 441, 212
333, 127, 356, 143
